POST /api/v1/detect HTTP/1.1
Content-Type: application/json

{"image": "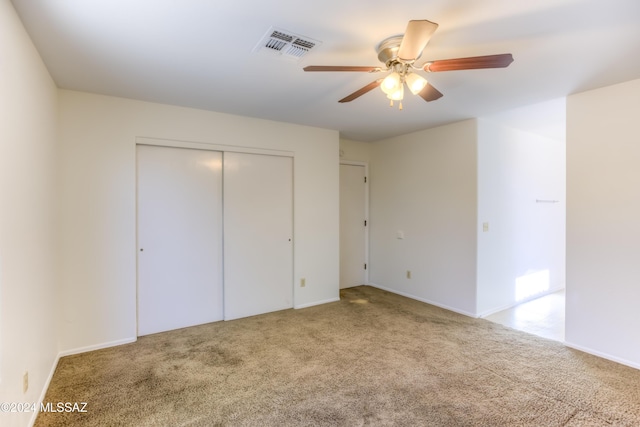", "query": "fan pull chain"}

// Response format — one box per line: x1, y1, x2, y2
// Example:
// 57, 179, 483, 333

399, 102, 403, 110
389, 100, 393, 108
